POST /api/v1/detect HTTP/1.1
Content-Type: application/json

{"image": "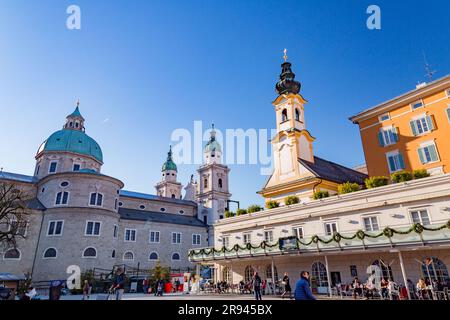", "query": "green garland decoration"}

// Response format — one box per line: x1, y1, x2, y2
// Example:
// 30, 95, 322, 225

188, 220, 450, 257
